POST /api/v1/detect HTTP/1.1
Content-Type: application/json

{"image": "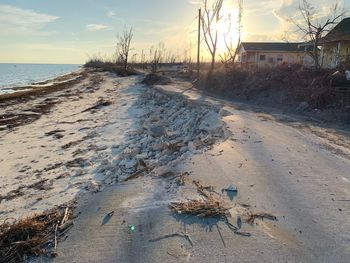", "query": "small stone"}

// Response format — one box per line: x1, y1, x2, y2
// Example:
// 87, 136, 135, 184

75, 169, 84, 177
122, 158, 137, 169
135, 153, 148, 160
179, 146, 188, 153
105, 170, 113, 177
85, 181, 101, 192
152, 142, 165, 151
149, 126, 166, 137
154, 166, 174, 177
